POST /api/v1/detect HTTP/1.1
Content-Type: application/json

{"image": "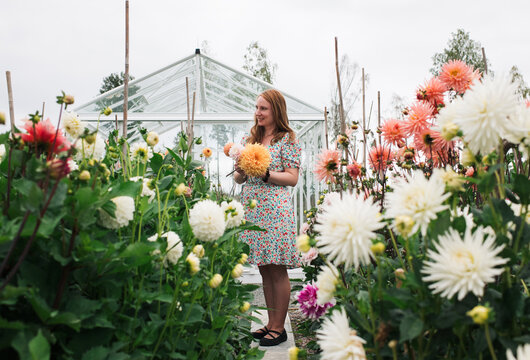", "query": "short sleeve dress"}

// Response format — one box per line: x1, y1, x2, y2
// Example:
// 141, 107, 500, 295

239, 133, 302, 269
